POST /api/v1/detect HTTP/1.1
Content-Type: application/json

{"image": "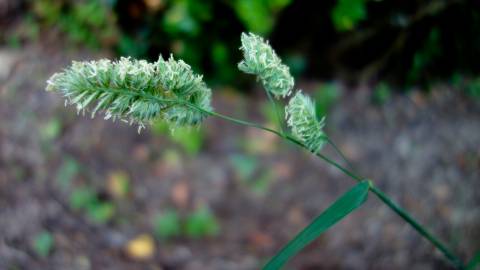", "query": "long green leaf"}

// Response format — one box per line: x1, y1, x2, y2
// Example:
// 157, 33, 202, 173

263, 180, 370, 270
467, 251, 480, 270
